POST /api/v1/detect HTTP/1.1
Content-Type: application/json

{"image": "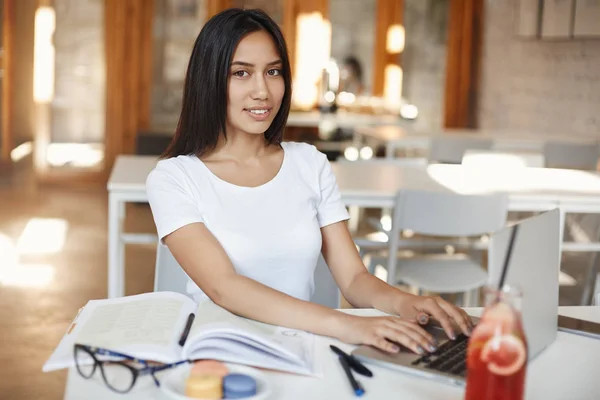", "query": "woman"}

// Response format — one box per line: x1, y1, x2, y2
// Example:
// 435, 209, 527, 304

146, 8, 472, 356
